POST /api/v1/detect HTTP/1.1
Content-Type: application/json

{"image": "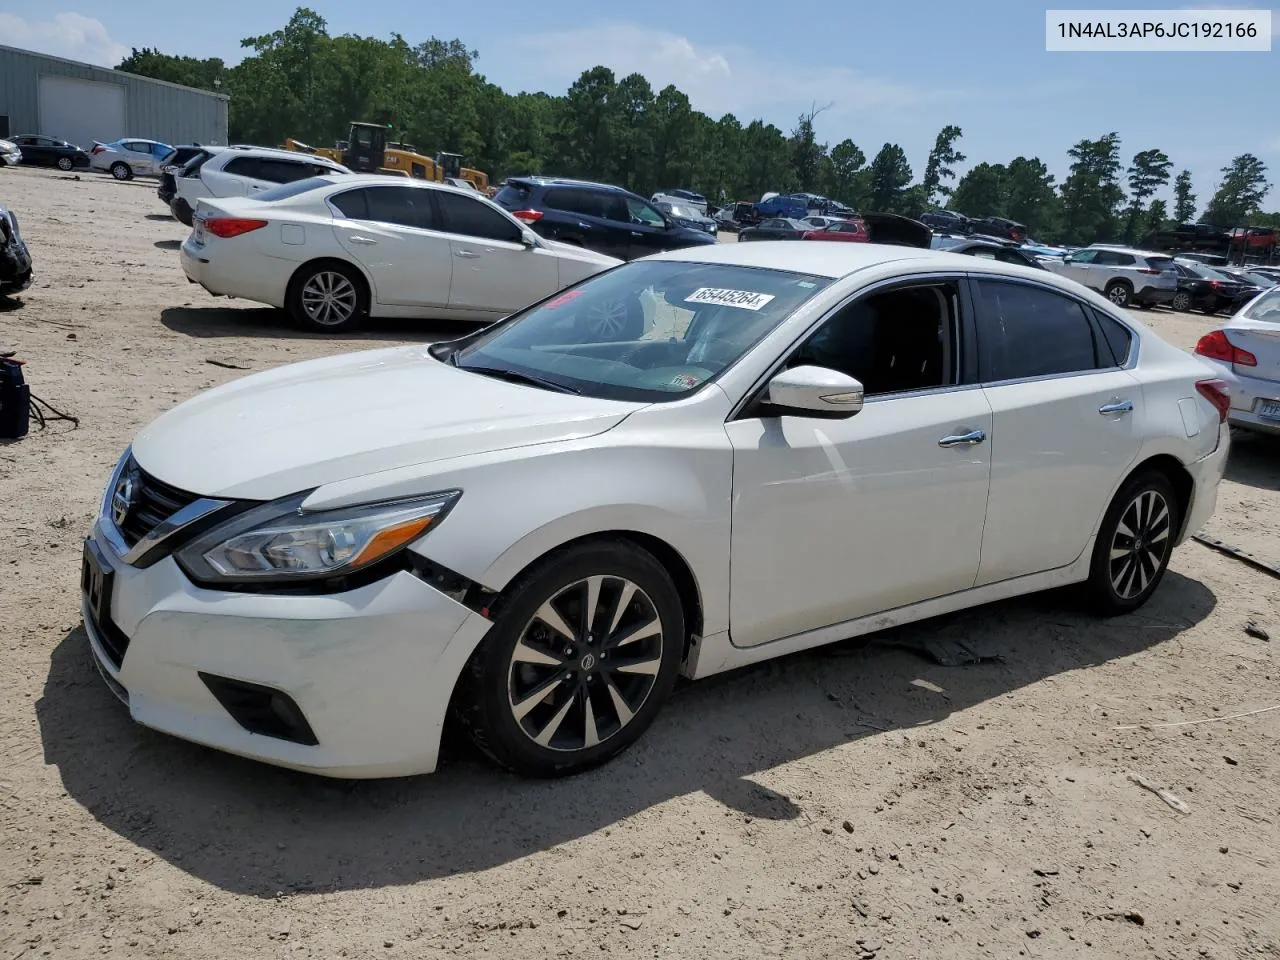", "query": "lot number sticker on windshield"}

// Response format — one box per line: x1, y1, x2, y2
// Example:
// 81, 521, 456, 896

685, 287, 776, 311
